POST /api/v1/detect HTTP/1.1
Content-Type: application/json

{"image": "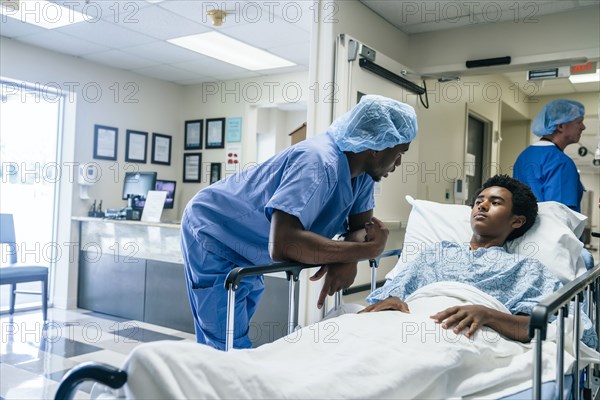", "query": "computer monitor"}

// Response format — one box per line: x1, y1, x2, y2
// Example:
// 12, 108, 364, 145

154, 179, 176, 209
122, 172, 157, 209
